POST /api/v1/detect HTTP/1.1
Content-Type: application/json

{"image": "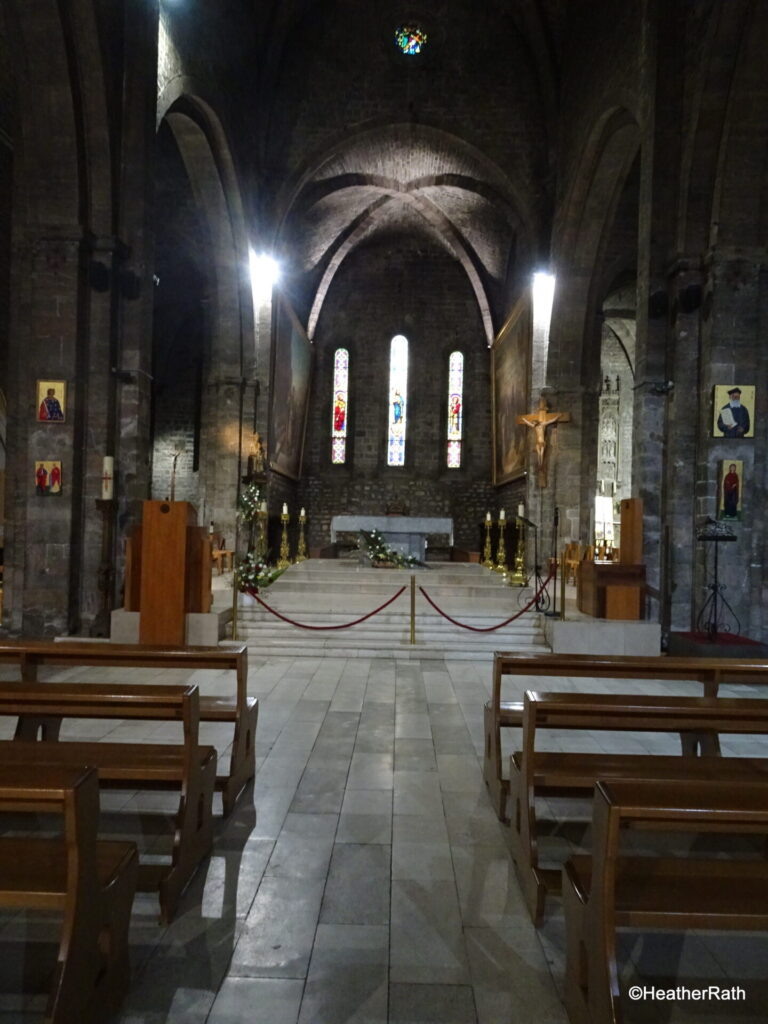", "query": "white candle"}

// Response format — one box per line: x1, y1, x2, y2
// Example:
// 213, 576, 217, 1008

517, 503, 524, 517
486, 511, 492, 522
499, 509, 506, 522
101, 456, 114, 500
282, 502, 288, 515
259, 500, 268, 513
300, 507, 306, 518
